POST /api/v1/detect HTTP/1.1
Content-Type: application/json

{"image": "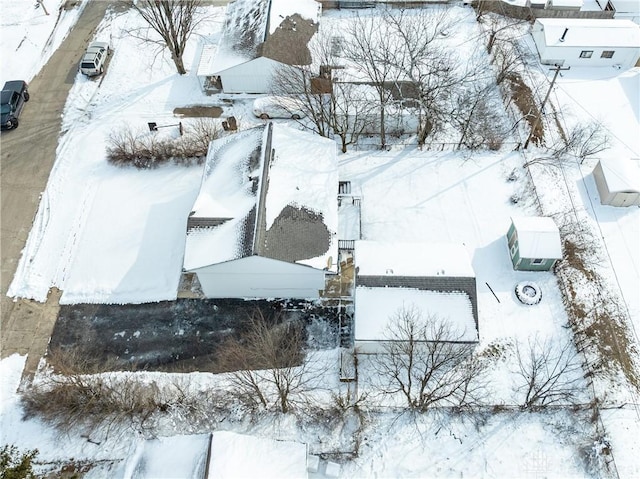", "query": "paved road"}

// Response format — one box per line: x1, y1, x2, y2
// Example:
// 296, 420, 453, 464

0, 0, 114, 376
0, 0, 231, 378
